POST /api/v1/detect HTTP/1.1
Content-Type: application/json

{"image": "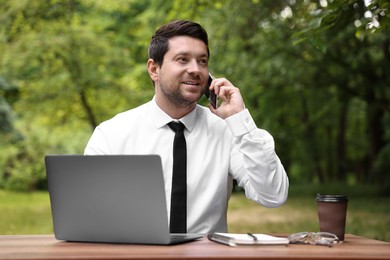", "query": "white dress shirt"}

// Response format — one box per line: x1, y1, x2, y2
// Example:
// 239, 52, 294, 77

84, 98, 289, 233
